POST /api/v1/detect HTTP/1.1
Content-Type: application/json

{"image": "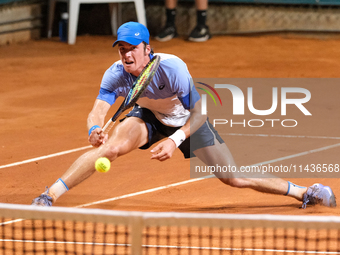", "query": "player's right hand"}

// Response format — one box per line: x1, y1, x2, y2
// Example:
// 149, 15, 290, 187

88, 128, 108, 147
